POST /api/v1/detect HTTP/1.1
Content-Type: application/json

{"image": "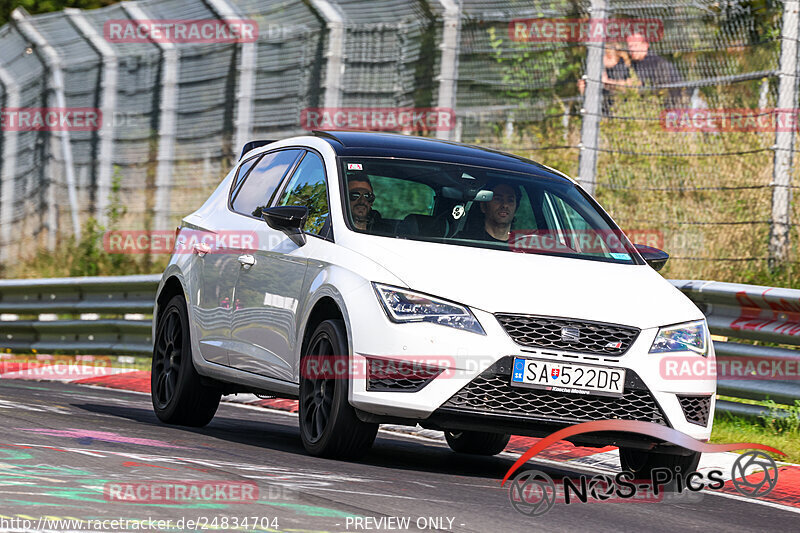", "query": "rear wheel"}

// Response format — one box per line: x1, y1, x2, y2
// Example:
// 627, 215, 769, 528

444, 430, 510, 455
151, 295, 221, 427
299, 319, 378, 458
619, 447, 701, 485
